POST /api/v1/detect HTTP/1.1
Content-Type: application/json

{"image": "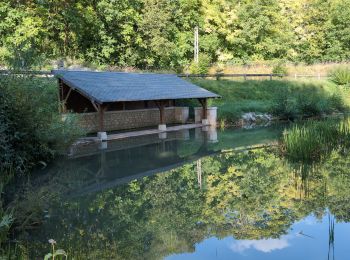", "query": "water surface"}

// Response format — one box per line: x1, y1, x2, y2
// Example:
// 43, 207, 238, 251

20, 125, 350, 259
